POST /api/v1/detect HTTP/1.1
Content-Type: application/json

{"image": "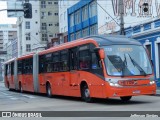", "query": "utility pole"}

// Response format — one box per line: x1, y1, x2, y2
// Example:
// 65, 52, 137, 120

119, 0, 125, 35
